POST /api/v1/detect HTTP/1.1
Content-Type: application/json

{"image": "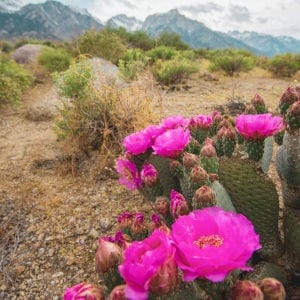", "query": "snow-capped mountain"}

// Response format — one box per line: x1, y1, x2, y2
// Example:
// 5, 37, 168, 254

0, 0, 25, 12
106, 14, 143, 32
